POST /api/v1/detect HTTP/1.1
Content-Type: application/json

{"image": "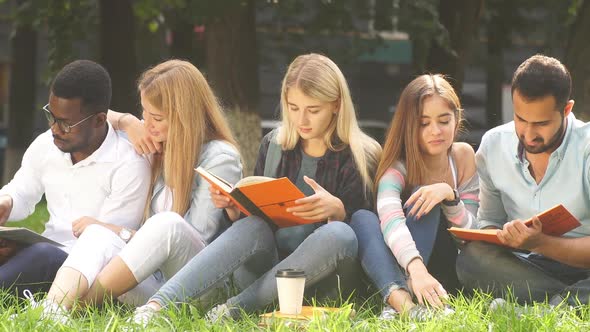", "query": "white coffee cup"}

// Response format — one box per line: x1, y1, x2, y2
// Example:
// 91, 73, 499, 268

275, 269, 306, 315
